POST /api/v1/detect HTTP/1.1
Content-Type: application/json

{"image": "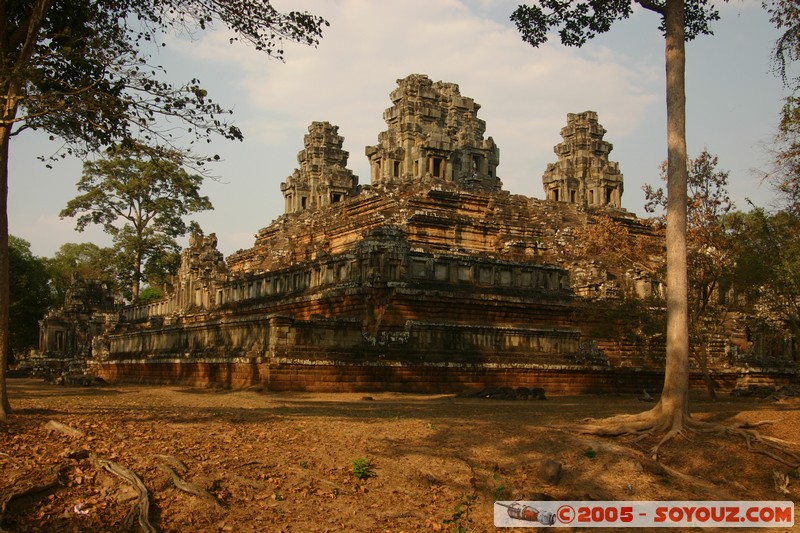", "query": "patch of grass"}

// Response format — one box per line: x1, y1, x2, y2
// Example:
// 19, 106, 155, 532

299, 461, 309, 469
584, 447, 597, 459
492, 472, 508, 500
787, 469, 799, 479
351, 457, 376, 480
